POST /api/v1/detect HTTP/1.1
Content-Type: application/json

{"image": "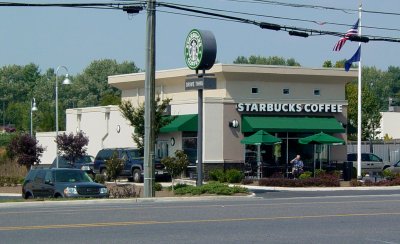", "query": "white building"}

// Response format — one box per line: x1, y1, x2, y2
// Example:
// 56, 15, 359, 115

37, 64, 356, 174
377, 111, 400, 139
